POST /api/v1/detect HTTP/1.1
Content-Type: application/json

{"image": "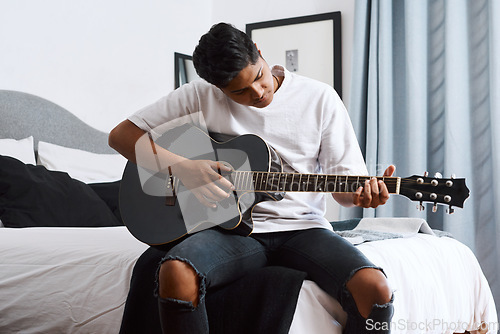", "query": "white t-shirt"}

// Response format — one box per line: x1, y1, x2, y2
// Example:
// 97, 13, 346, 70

129, 66, 368, 233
